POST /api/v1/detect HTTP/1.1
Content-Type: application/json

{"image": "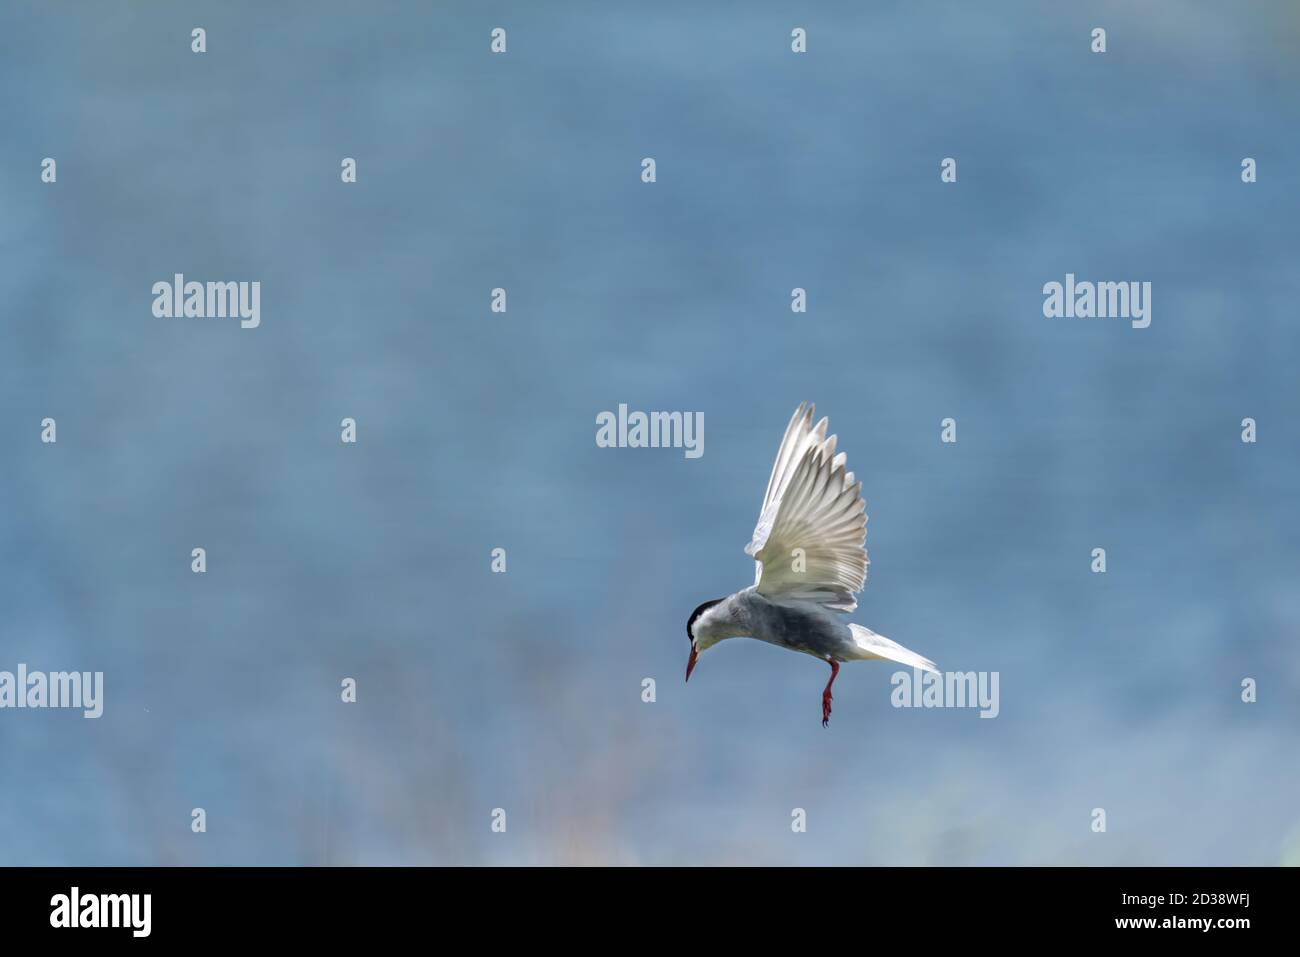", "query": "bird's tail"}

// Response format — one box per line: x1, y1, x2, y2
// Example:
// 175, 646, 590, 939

848, 624, 939, 674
